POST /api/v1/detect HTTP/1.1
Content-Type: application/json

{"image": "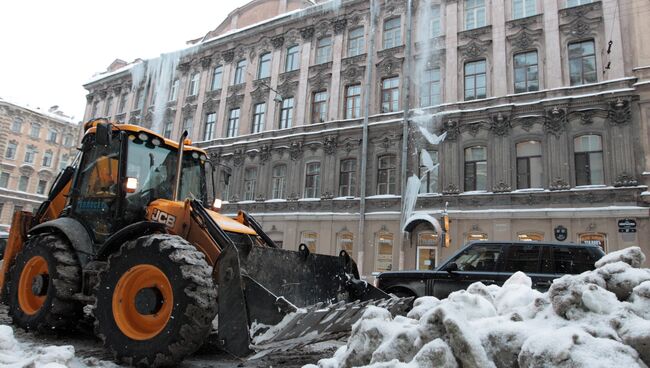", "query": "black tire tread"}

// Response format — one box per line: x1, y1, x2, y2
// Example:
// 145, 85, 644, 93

94, 234, 217, 367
